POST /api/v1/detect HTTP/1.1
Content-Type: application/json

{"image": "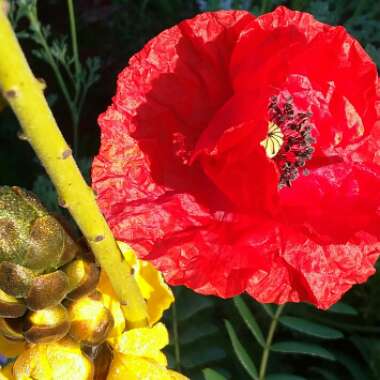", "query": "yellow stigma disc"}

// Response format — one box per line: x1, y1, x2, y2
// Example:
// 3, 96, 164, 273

260, 122, 284, 158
